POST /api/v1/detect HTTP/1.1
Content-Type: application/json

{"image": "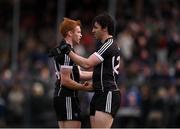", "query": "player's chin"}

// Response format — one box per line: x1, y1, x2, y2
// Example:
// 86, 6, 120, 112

75, 41, 80, 44
93, 35, 98, 39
